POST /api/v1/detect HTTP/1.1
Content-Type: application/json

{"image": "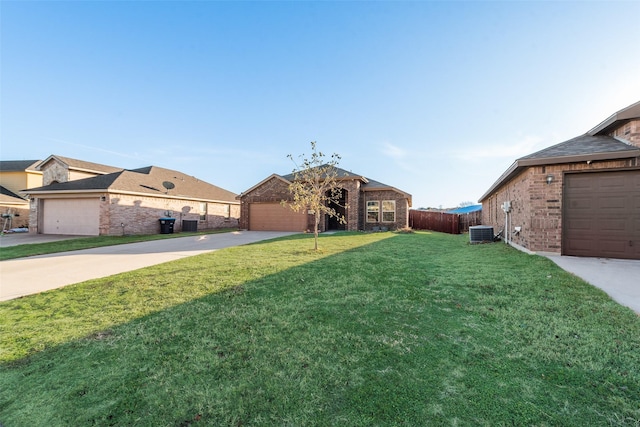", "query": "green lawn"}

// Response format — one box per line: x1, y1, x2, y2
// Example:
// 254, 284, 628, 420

1, 231, 639, 426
